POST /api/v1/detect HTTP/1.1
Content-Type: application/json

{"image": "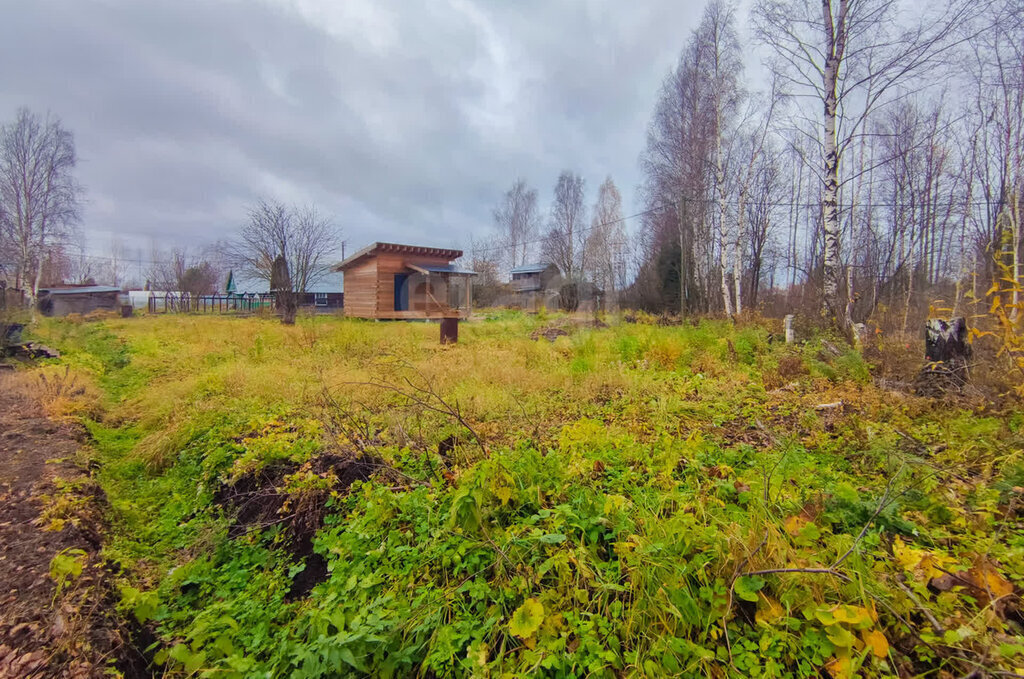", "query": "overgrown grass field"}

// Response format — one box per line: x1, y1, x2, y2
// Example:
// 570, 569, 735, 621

23, 312, 1024, 677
